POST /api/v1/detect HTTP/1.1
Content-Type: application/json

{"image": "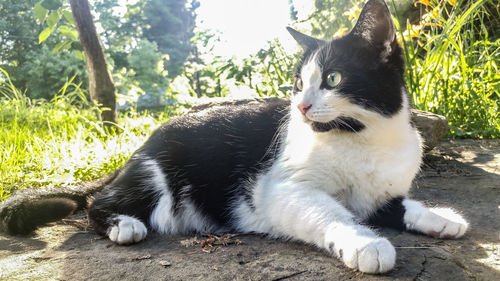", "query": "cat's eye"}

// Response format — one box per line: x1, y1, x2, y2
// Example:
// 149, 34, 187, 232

295, 77, 303, 91
326, 71, 342, 88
